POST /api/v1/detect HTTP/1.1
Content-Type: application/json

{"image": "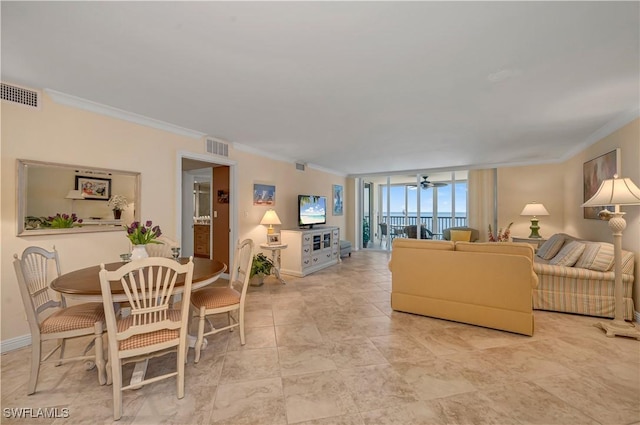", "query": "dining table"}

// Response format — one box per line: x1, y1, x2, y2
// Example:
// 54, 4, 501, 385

51, 257, 227, 303
50, 256, 227, 387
